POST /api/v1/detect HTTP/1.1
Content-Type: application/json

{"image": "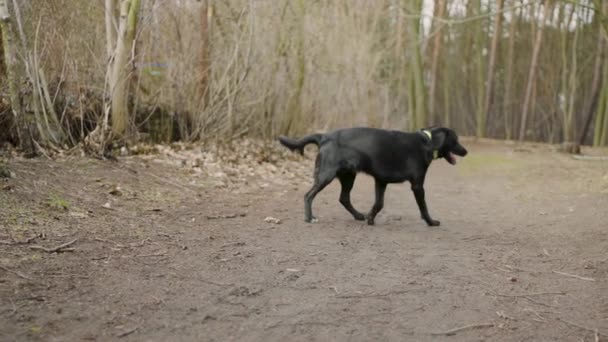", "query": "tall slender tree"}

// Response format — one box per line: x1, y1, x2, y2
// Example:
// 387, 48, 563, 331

109, 0, 141, 138
0, 0, 33, 154
405, 0, 426, 130
519, 0, 552, 141
483, 0, 504, 138
428, 0, 446, 124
